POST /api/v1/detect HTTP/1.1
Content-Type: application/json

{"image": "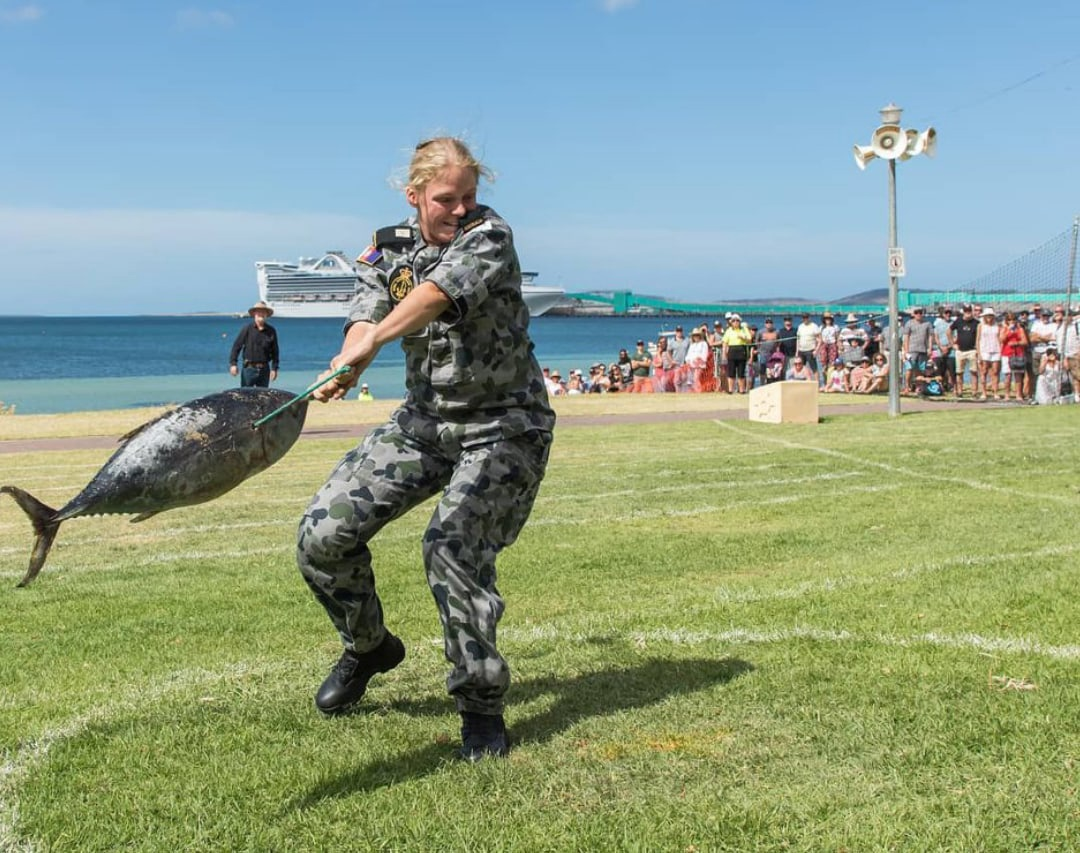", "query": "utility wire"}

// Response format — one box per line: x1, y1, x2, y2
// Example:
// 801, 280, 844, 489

922, 53, 1080, 125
